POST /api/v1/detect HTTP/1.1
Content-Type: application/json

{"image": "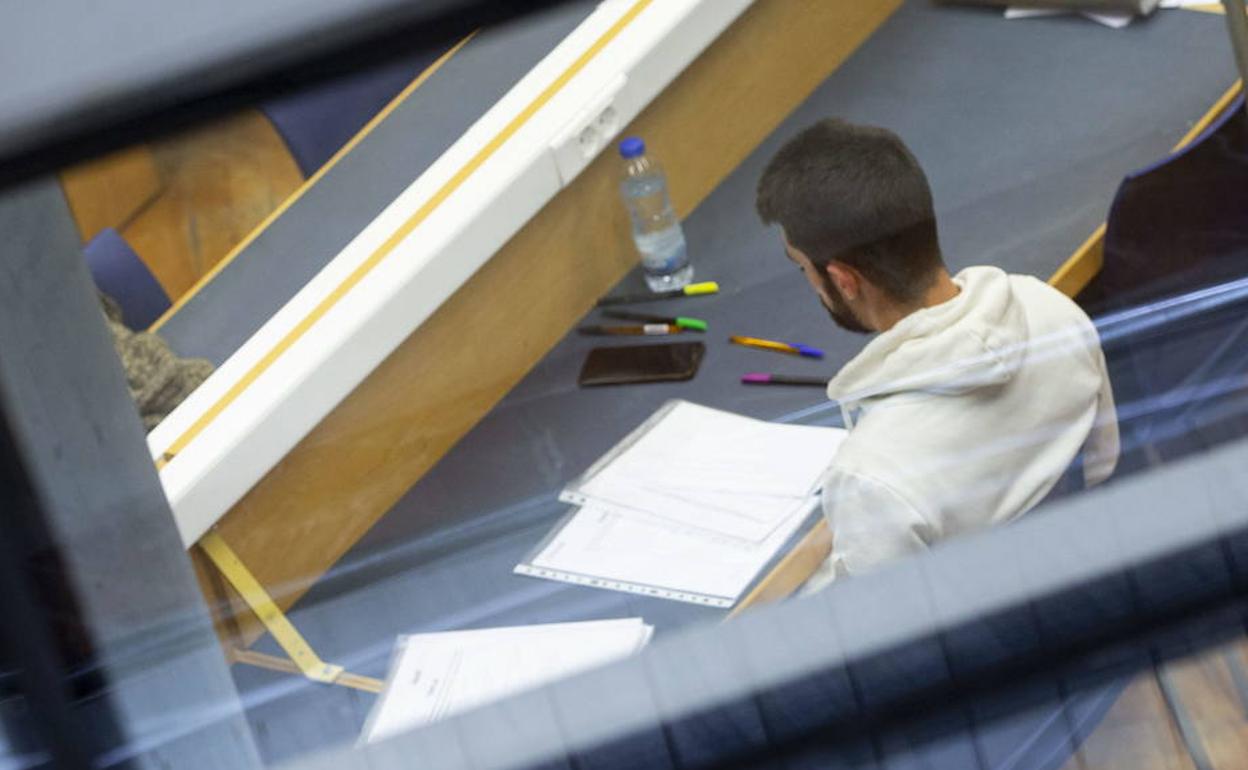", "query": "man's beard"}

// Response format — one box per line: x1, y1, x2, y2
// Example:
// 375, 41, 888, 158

818, 273, 872, 334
